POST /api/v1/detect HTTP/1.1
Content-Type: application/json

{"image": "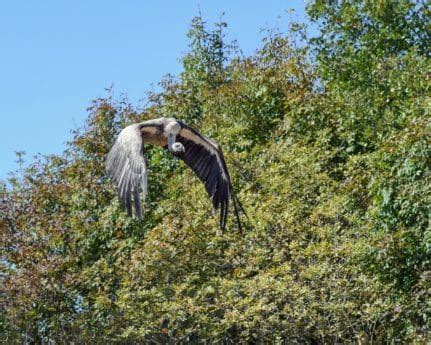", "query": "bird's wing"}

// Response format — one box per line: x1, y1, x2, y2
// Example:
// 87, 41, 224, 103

105, 124, 147, 219
175, 122, 243, 230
